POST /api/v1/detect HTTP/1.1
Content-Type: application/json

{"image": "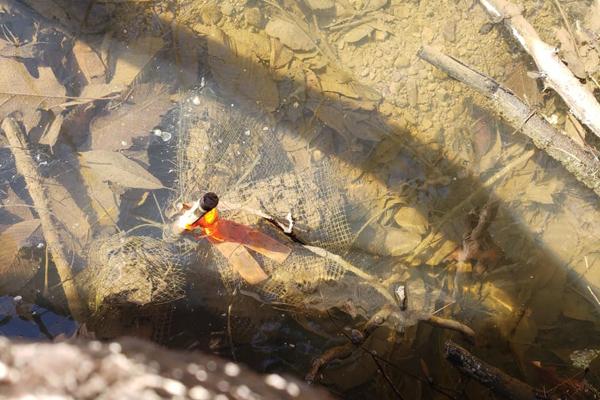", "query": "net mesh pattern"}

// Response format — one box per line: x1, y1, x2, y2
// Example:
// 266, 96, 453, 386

85, 234, 185, 312
174, 91, 354, 304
